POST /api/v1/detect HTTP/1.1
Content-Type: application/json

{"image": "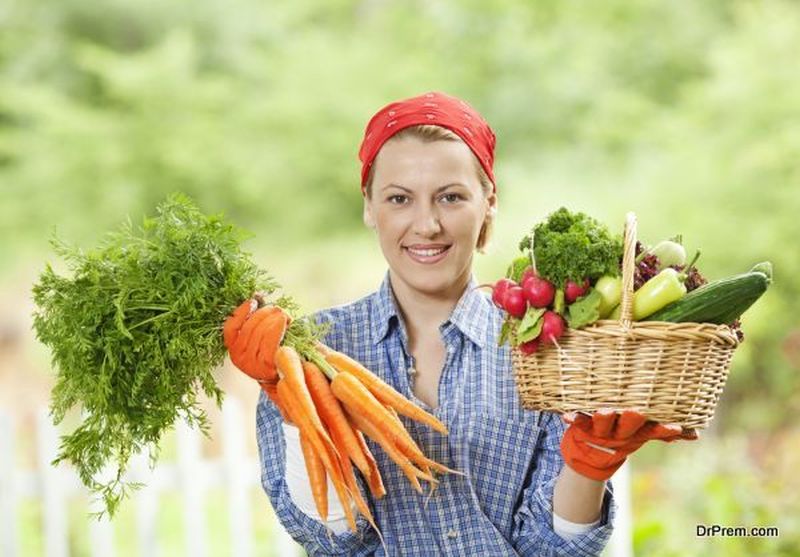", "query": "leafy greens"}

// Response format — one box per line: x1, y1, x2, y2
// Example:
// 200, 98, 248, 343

32, 193, 293, 516
520, 207, 622, 288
